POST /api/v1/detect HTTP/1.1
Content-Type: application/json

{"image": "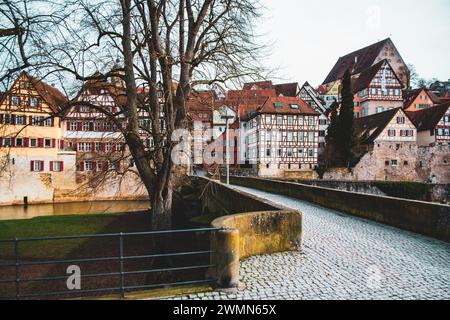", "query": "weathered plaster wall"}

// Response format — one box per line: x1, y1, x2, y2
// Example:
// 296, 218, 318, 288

229, 176, 450, 242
